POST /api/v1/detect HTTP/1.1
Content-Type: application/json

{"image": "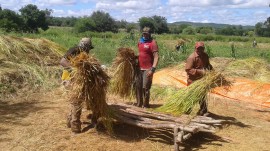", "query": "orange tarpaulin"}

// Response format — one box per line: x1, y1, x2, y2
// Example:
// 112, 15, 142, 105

153, 67, 187, 88
153, 67, 270, 109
